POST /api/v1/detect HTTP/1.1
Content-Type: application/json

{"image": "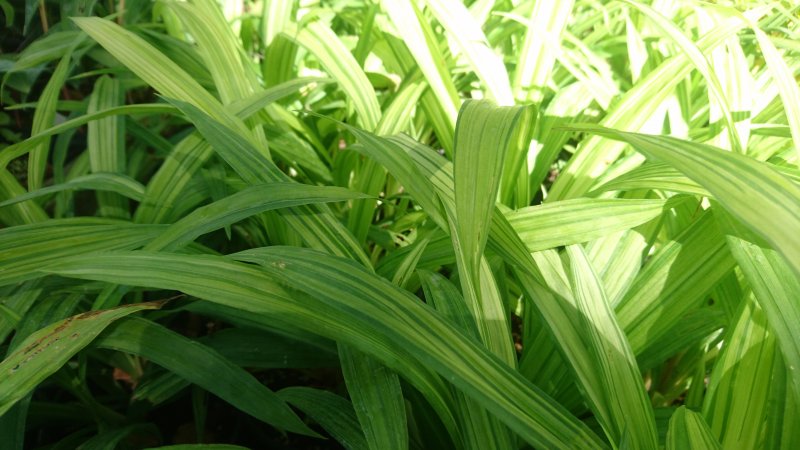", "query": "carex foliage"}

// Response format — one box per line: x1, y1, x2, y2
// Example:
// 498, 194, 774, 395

1, 0, 799, 449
